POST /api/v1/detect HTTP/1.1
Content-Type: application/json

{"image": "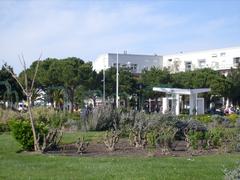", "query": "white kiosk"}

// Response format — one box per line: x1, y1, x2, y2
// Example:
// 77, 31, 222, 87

152, 87, 211, 115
